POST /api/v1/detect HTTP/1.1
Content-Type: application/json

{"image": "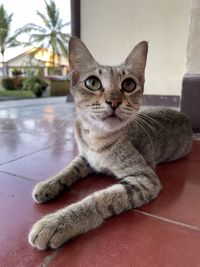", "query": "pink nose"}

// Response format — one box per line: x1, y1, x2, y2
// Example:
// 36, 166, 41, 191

105, 99, 122, 110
